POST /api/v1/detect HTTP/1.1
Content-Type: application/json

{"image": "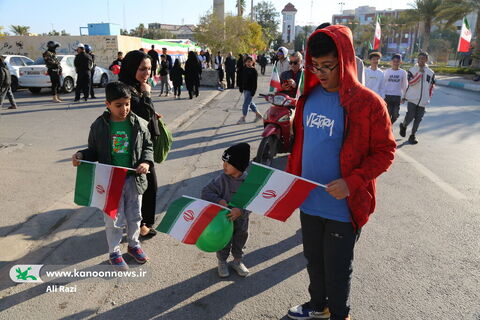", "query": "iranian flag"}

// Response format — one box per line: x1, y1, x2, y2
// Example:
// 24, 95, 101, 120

373, 16, 381, 50
269, 62, 282, 92
295, 70, 304, 101
157, 196, 229, 244
457, 17, 472, 53
74, 161, 128, 219
229, 162, 322, 222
